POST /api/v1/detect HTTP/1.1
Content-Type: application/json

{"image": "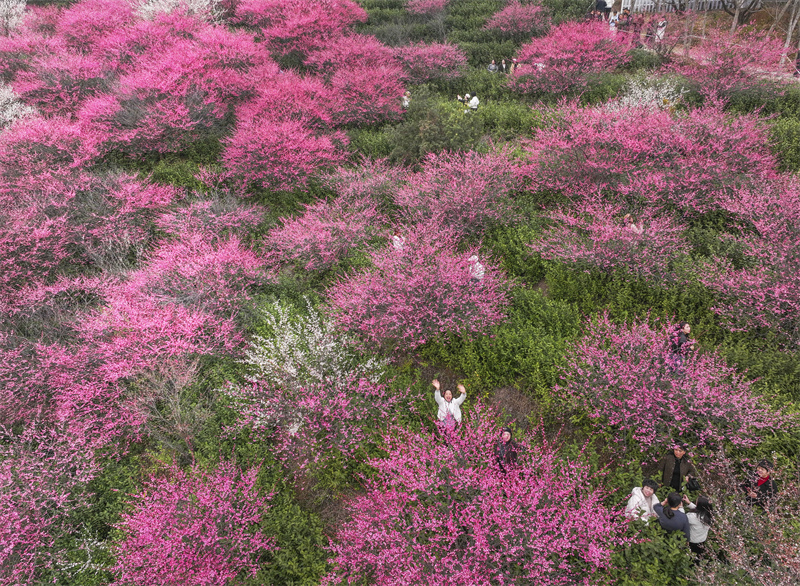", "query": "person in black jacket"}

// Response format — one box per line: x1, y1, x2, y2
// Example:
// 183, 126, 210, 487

742, 461, 777, 507
494, 427, 518, 473
655, 443, 698, 491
